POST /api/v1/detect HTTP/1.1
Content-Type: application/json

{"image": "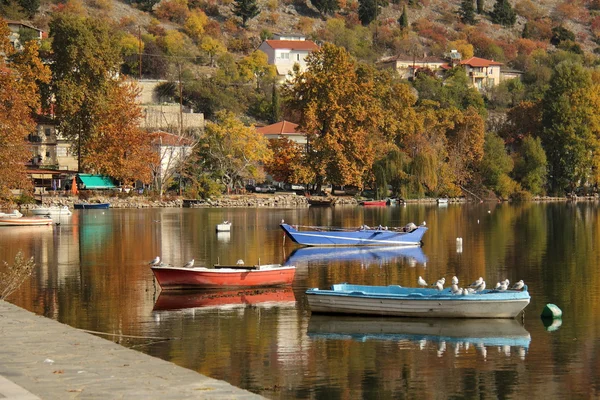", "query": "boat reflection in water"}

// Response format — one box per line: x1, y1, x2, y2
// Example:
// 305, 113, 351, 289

308, 315, 530, 359
153, 287, 297, 312
284, 246, 427, 267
